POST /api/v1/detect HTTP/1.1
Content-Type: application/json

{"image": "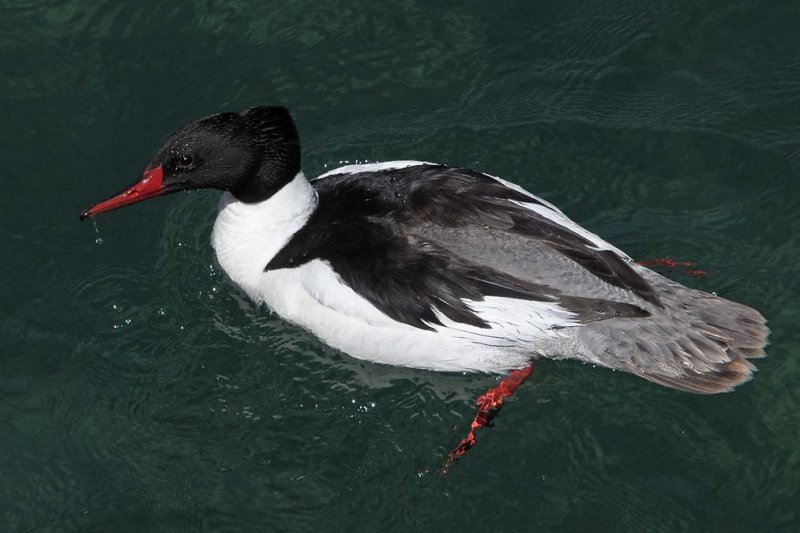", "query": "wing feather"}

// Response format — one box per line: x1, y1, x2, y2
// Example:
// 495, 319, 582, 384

267, 164, 655, 331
